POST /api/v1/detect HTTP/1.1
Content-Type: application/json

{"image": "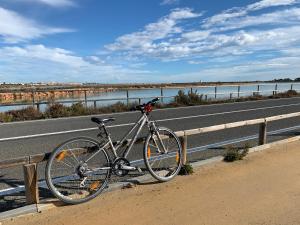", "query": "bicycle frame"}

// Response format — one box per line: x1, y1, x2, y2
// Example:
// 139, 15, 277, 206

86, 113, 153, 164
109, 113, 149, 159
